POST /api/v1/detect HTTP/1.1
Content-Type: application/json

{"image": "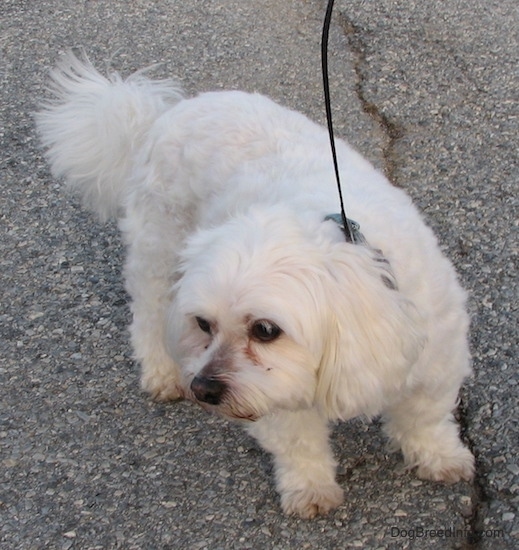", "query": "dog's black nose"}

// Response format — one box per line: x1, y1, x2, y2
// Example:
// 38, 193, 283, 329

190, 375, 227, 405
